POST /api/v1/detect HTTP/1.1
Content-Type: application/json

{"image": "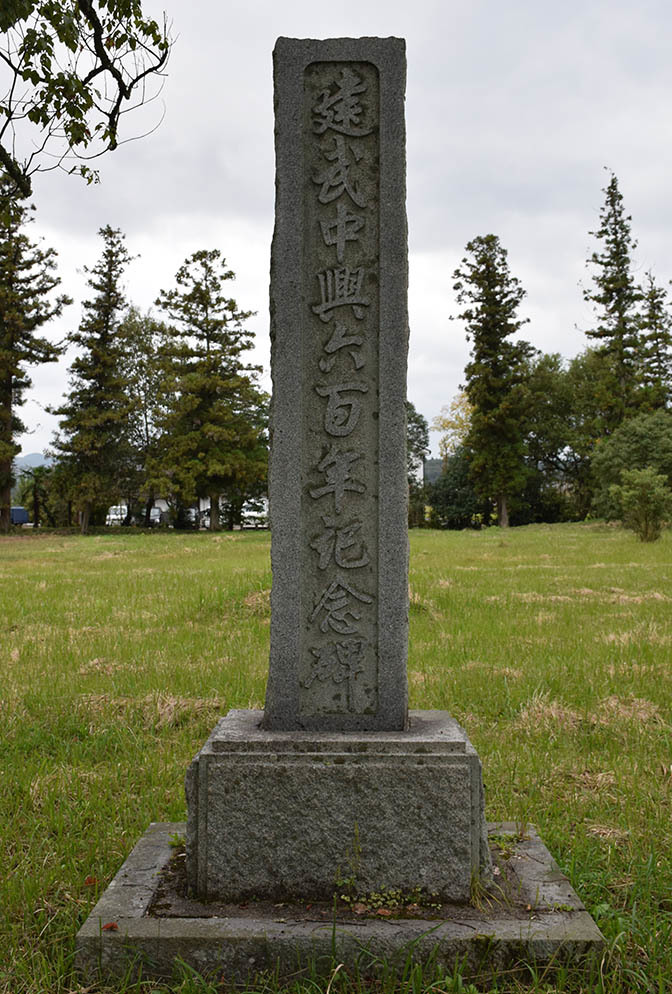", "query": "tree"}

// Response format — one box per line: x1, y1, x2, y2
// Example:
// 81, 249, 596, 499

116, 305, 169, 524
406, 400, 429, 527
0, 1, 170, 198
153, 249, 268, 530
637, 271, 672, 411
428, 446, 489, 529
609, 467, 672, 542
0, 185, 69, 532
591, 408, 672, 513
432, 391, 473, 461
52, 225, 134, 532
16, 462, 52, 526
583, 171, 642, 428
454, 234, 535, 527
